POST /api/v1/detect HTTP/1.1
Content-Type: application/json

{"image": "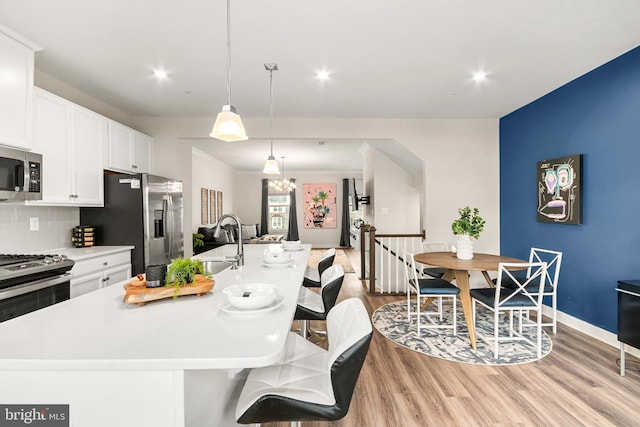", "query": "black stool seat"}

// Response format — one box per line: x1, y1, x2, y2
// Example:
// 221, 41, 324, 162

302, 248, 336, 288
235, 298, 373, 424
